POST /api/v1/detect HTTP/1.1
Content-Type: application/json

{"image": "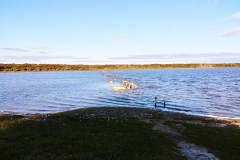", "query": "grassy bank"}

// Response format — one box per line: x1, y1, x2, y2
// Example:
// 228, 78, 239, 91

0, 107, 240, 159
